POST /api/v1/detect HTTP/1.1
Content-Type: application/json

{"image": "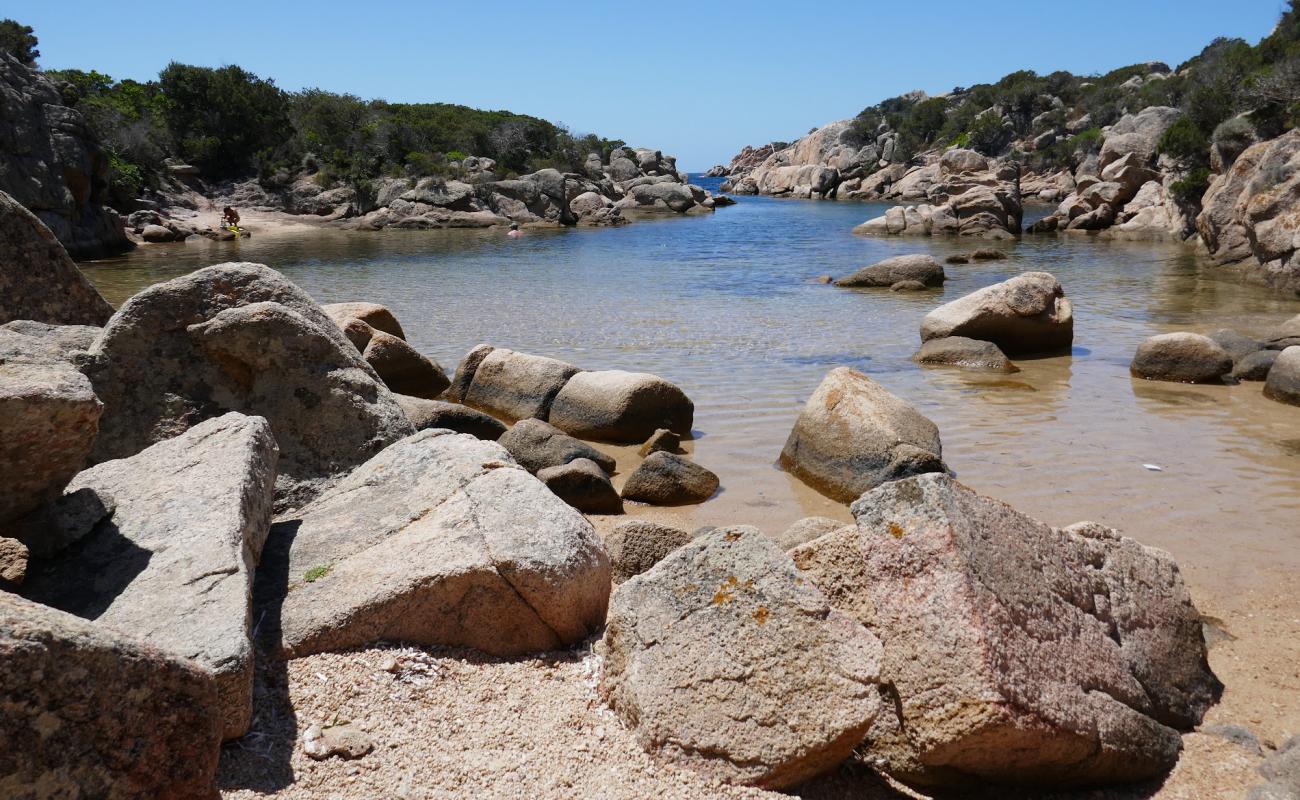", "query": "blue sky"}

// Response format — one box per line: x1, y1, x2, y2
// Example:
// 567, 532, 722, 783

9, 1, 1288, 170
